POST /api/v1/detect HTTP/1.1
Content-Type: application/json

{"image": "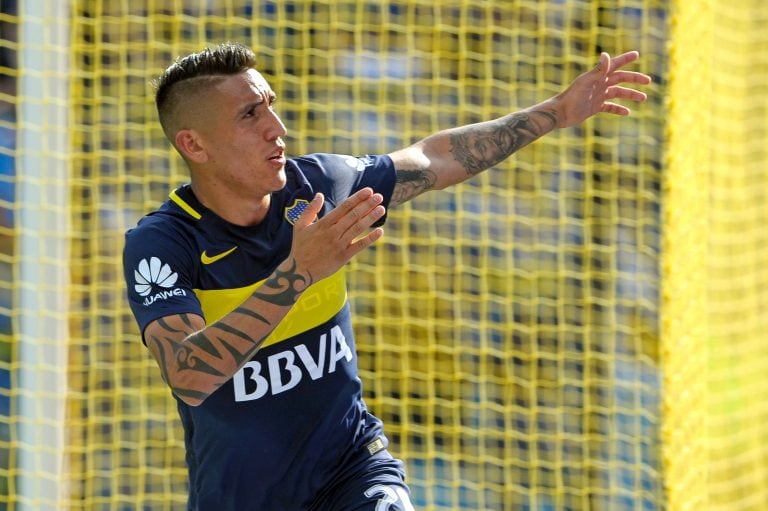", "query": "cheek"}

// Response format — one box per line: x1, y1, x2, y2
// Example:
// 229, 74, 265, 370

208, 135, 247, 164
